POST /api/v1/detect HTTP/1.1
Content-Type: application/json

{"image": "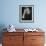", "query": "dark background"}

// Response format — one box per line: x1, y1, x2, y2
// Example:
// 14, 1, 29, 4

22, 7, 32, 20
